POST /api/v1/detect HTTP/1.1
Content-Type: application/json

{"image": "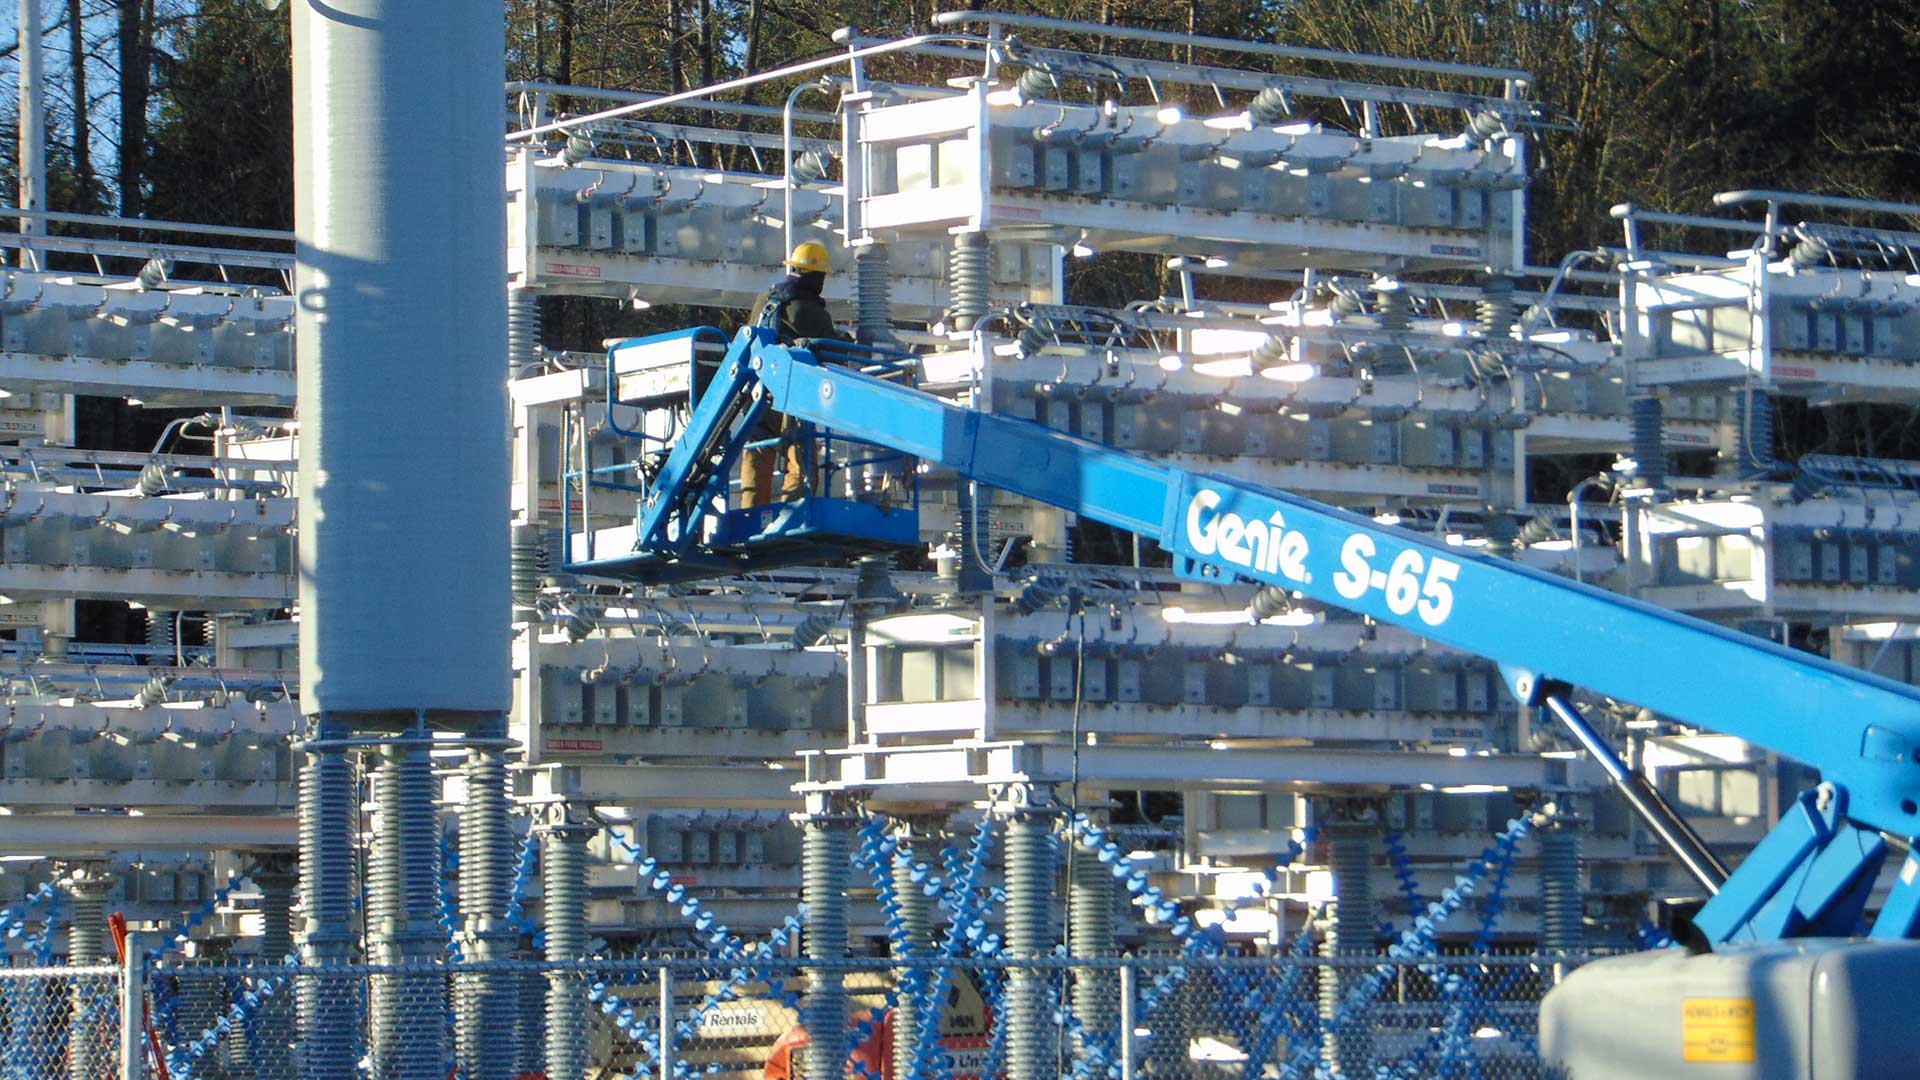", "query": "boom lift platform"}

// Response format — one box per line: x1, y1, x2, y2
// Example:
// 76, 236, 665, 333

562, 327, 920, 582
590, 325, 1920, 1075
